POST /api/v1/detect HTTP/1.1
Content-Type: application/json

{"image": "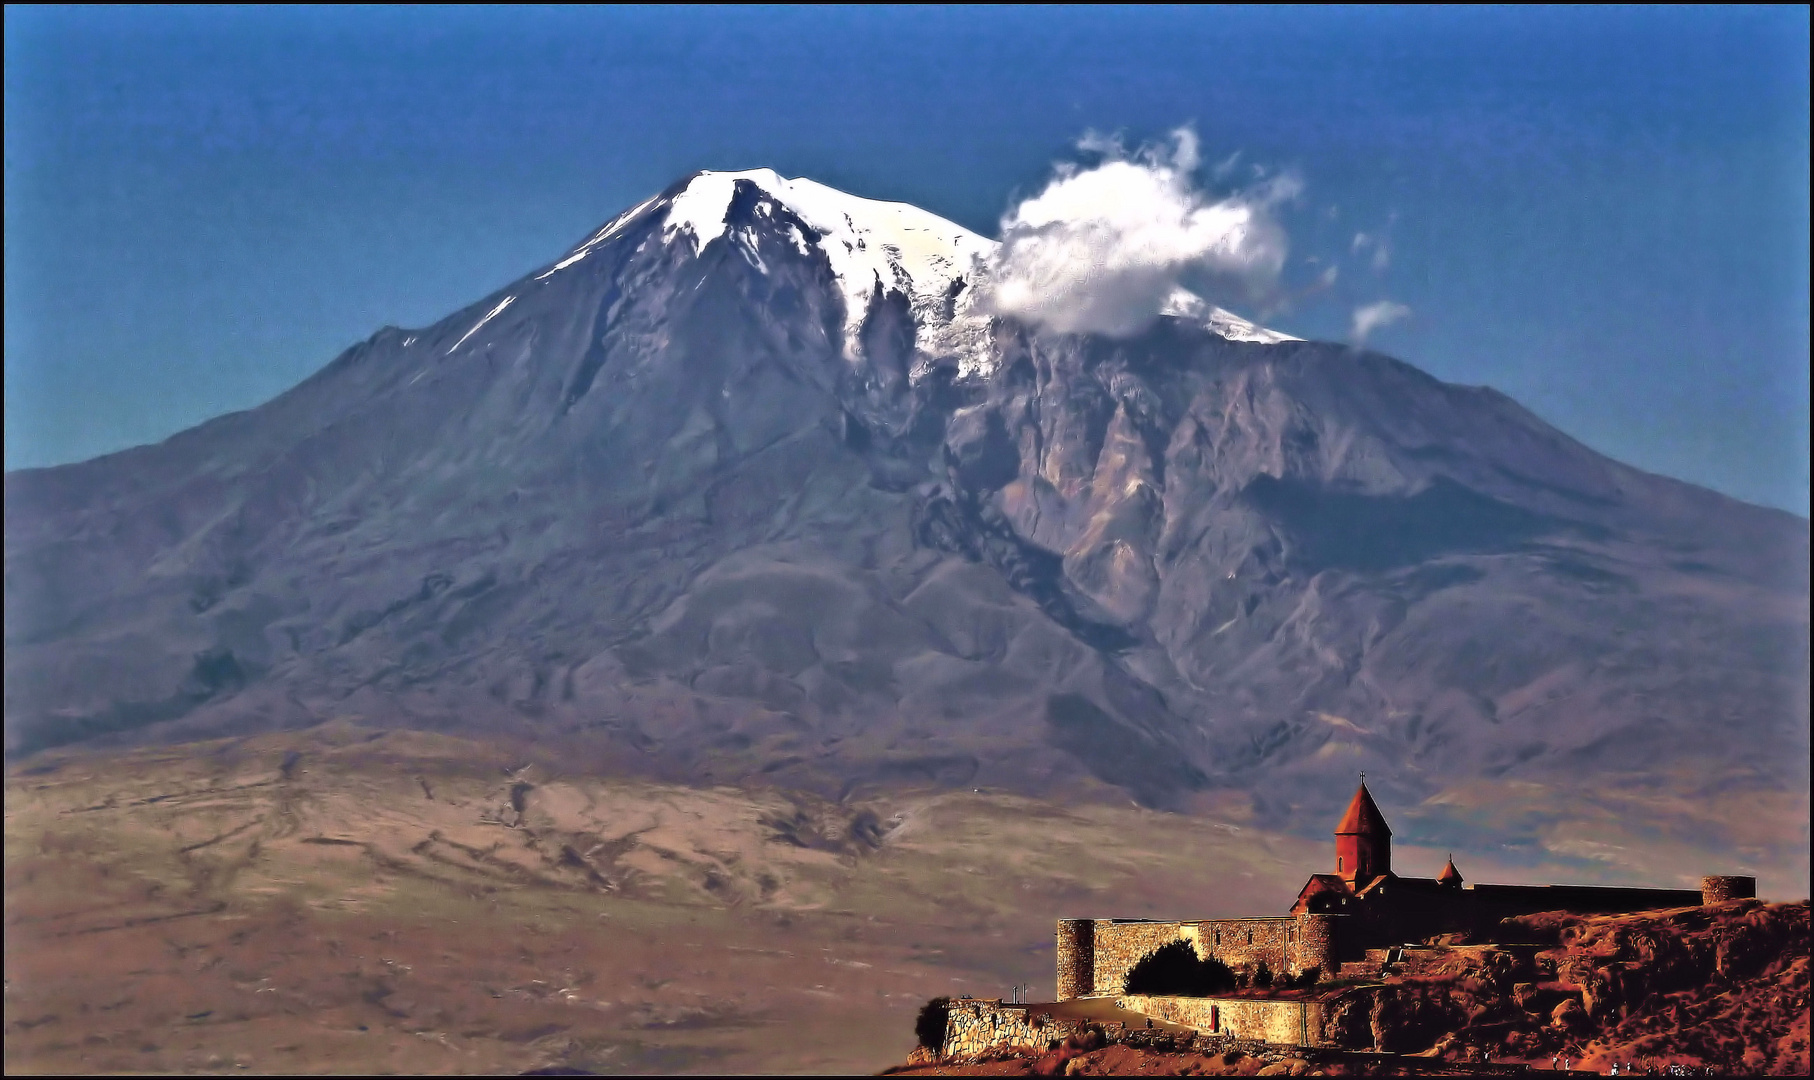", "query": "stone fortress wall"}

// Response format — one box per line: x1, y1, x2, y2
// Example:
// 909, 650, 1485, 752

1085, 920, 1195, 997
1081, 914, 1339, 996
1119, 993, 1336, 1048
1055, 918, 1094, 1001
940, 998, 1098, 1059
939, 996, 1342, 1066
1069, 874, 1755, 1002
